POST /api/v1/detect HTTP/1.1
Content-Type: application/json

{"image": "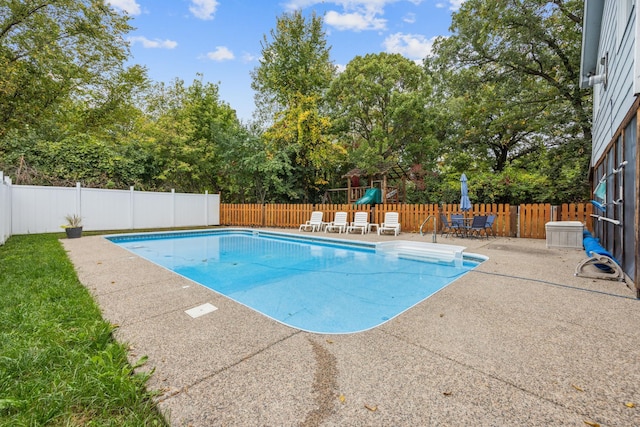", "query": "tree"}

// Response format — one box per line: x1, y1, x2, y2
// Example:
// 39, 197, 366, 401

251, 10, 335, 122
217, 123, 298, 203
327, 53, 432, 173
429, 0, 591, 202
435, 0, 589, 141
143, 77, 243, 193
0, 0, 134, 138
263, 93, 345, 201
251, 11, 340, 202
426, 61, 547, 173
0, 1, 156, 188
